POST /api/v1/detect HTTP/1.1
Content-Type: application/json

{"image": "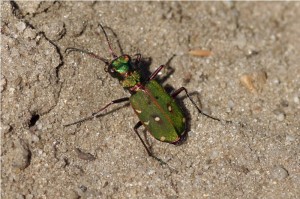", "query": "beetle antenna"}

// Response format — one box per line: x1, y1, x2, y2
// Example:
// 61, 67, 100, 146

99, 24, 118, 59
65, 47, 110, 66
